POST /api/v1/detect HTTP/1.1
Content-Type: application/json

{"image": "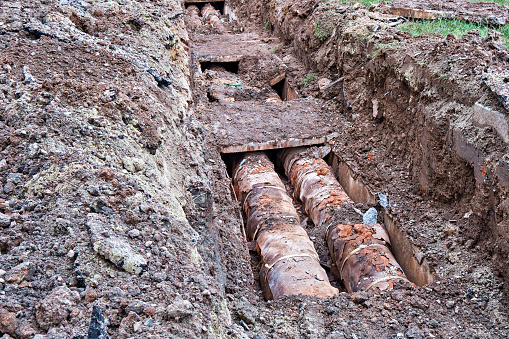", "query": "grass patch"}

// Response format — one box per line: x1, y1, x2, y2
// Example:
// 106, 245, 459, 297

301, 73, 317, 87
338, 0, 392, 8
471, 0, 509, 6
397, 17, 509, 48
313, 14, 338, 41
372, 42, 401, 59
